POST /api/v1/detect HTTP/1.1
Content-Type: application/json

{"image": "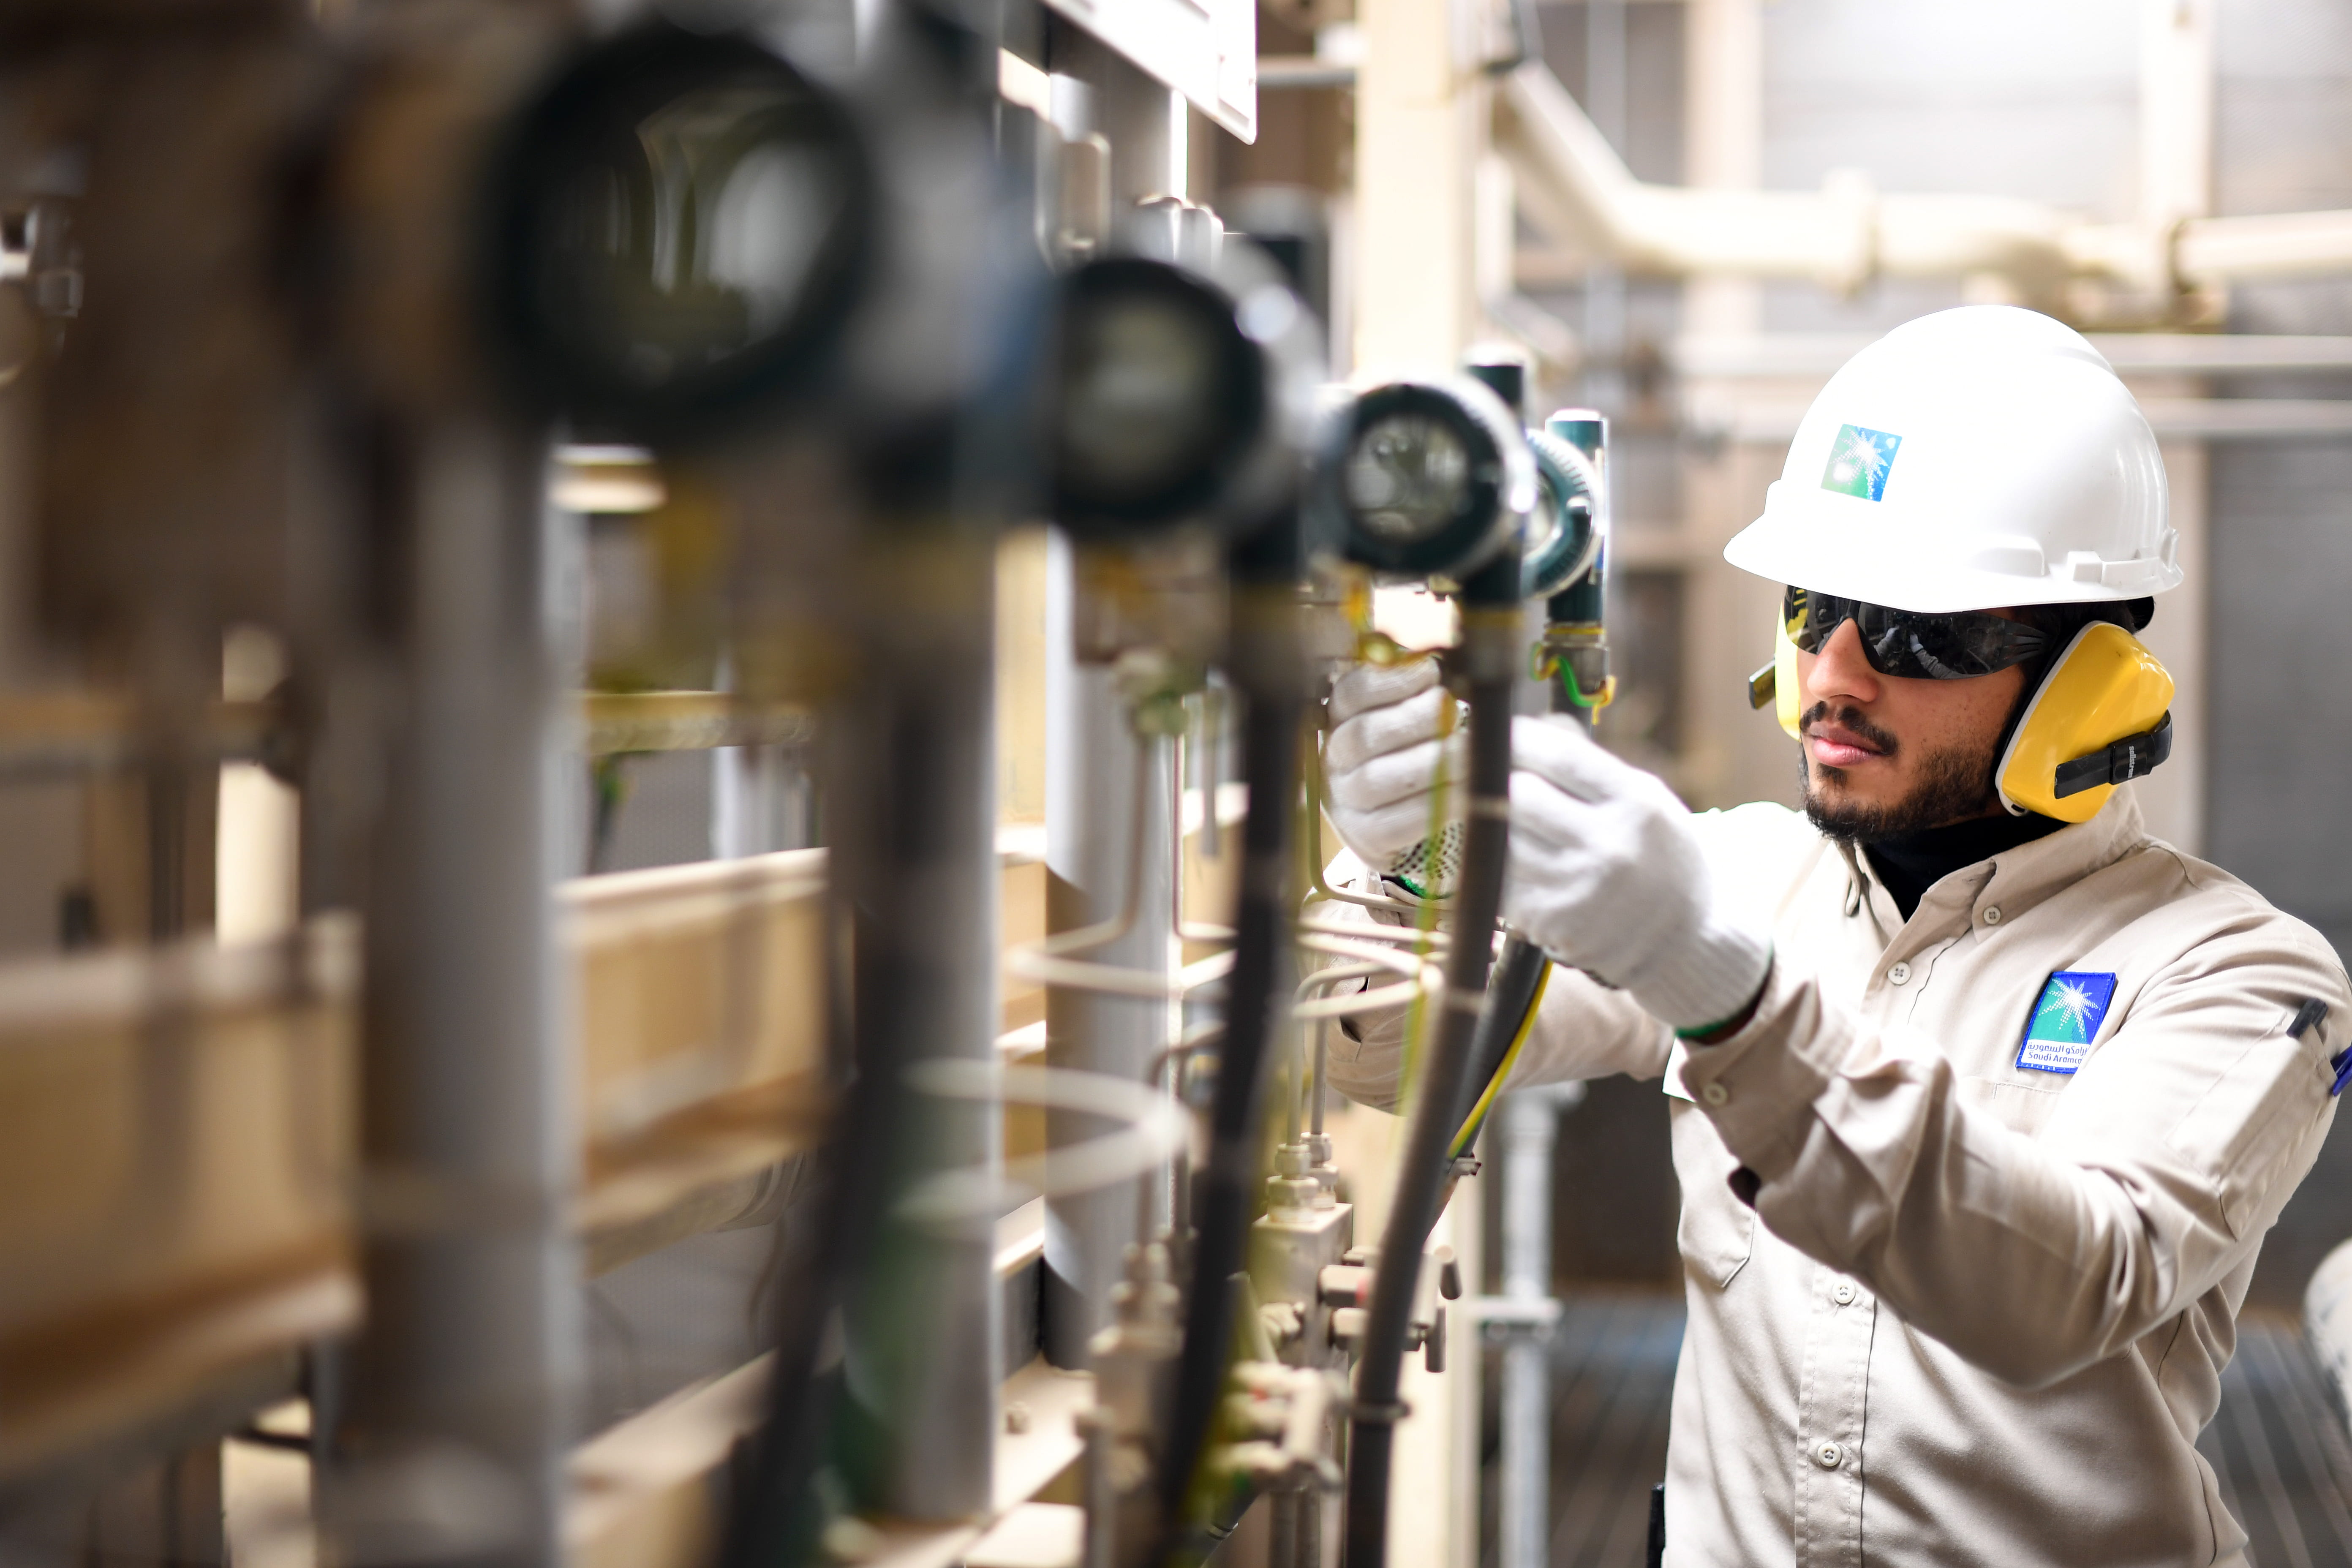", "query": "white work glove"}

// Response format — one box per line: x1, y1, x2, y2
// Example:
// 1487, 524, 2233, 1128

1322, 659, 1468, 896
1505, 715, 1772, 1033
